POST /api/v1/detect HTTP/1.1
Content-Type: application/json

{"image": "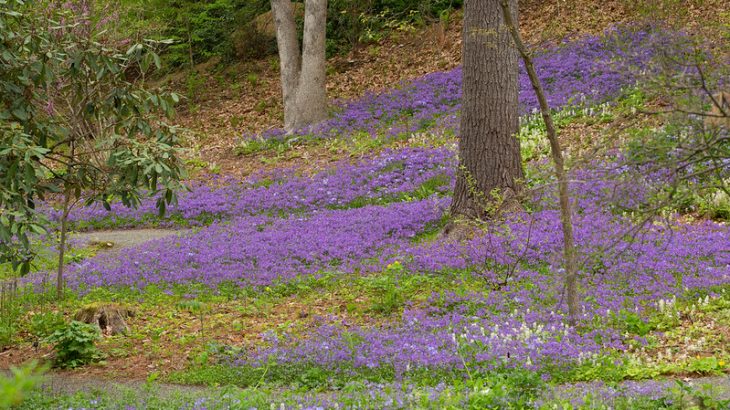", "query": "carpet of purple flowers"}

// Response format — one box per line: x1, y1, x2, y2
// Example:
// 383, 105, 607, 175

33, 25, 730, 408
